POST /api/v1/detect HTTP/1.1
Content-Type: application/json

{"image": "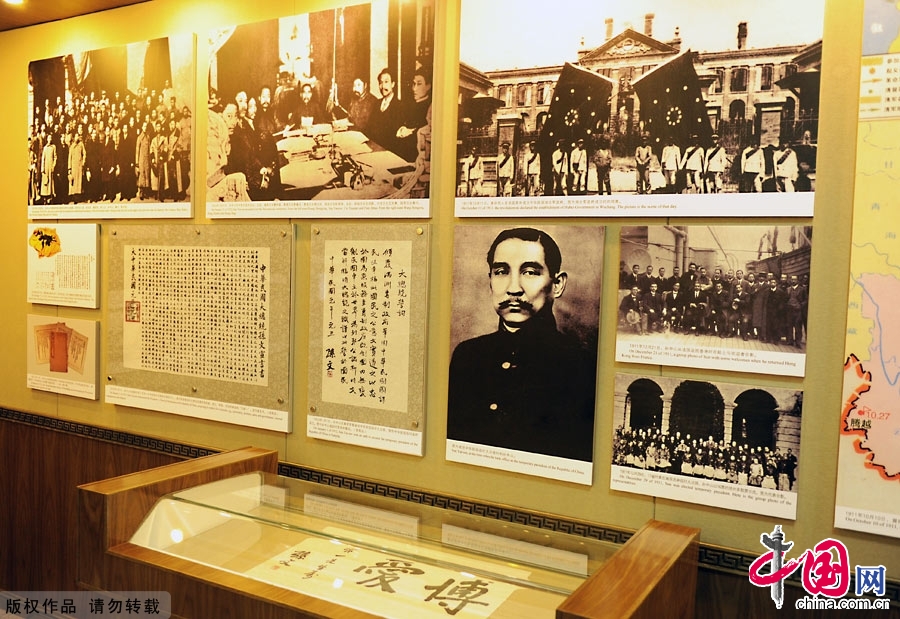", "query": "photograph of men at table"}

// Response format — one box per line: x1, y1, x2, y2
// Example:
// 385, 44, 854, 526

206, 1, 435, 203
